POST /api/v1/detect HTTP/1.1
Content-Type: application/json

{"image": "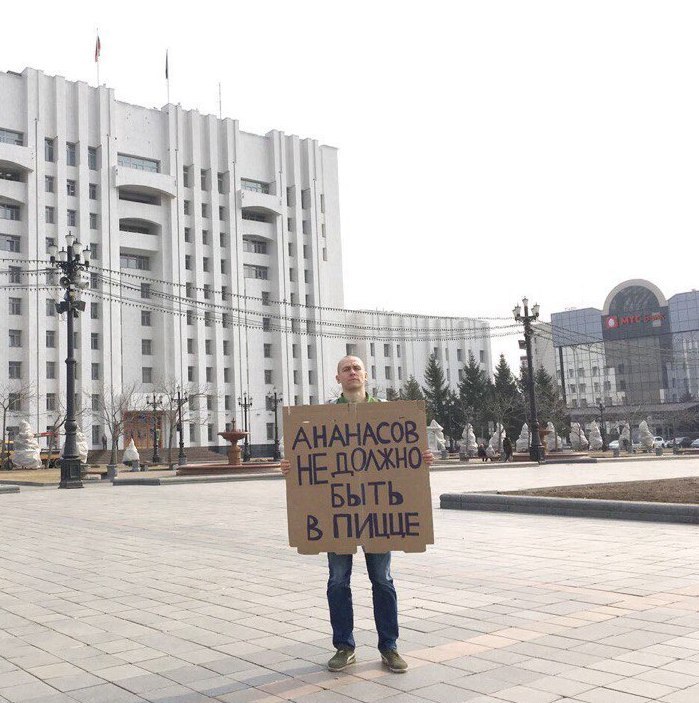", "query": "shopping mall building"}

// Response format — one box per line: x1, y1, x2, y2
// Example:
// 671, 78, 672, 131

549, 279, 699, 435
